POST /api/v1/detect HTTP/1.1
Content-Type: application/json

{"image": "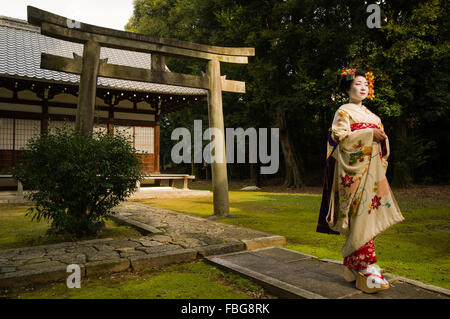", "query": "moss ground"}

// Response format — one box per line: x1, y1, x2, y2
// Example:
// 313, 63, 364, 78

0, 206, 141, 250
4, 261, 274, 299
133, 186, 449, 290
